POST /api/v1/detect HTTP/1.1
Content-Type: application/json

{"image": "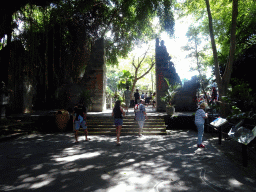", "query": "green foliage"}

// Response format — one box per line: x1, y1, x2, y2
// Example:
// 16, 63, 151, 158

177, 0, 256, 70
15, 0, 176, 82
113, 91, 124, 103
107, 70, 120, 92
222, 78, 256, 120
80, 89, 92, 108
161, 78, 181, 106
182, 24, 211, 70
106, 86, 114, 98
117, 70, 134, 91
